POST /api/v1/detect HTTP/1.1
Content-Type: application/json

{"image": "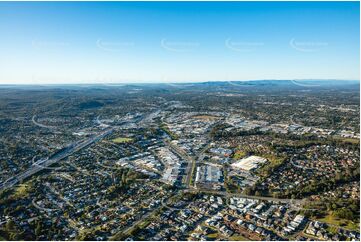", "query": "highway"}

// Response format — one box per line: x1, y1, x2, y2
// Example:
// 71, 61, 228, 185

0, 109, 161, 191
0, 128, 114, 191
